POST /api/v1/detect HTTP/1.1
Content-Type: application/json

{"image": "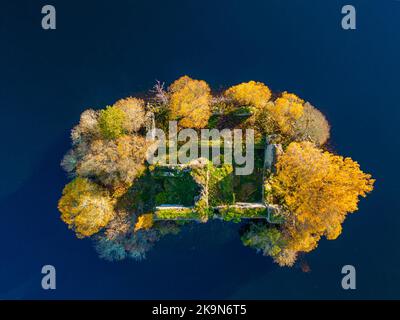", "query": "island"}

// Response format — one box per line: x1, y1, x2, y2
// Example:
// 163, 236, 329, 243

58, 76, 374, 267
